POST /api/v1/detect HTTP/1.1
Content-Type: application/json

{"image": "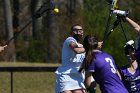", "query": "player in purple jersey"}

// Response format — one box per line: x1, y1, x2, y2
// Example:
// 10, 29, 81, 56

119, 40, 140, 93
79, 35, 128, 93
